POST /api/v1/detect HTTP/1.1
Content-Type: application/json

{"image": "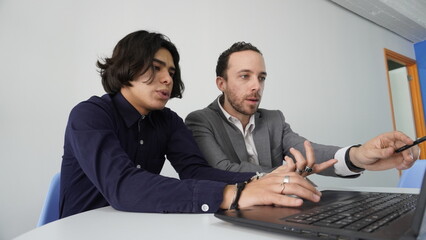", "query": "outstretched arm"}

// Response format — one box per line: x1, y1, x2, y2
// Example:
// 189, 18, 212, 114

348, 131, 419, 171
